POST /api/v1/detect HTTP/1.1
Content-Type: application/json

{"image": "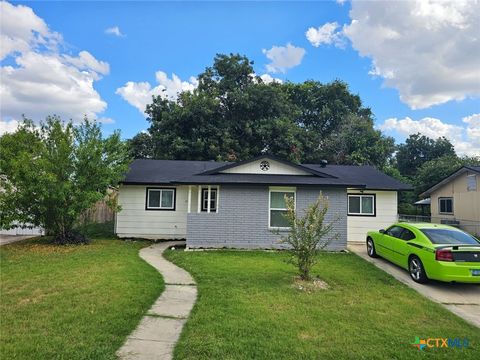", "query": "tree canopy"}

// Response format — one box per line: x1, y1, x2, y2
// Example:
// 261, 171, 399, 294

133, 53, 395, 167
396, 133, 455, 177
127, 53, 478, 214
0, 117, 130, 243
